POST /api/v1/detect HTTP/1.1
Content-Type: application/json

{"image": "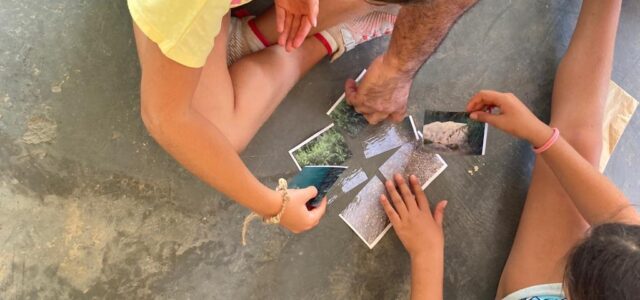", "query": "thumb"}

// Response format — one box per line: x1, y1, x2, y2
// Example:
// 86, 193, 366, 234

344, 79, 358, 105
303, 186, 318, 201
433, 200, 448, 228
470, 111, 498, 126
